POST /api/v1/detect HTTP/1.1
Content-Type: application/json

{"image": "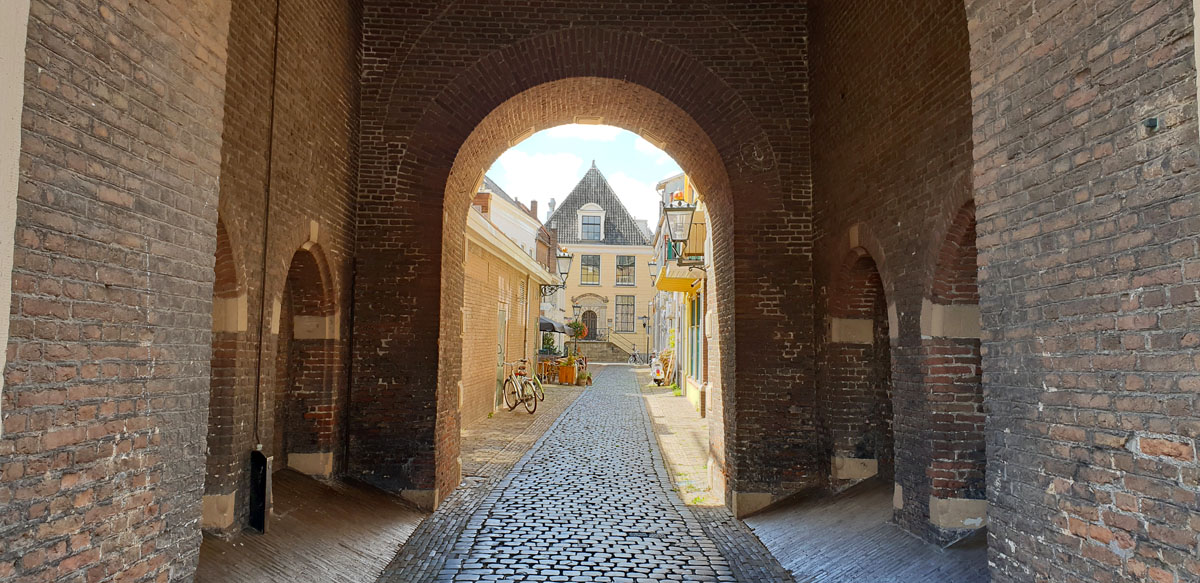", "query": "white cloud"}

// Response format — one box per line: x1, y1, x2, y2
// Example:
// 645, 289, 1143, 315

634, 135, 672, 165
544, 124, 621, 141
607, 172, 661, 225
490, 150, 584, 219
660, 168, 685, 180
